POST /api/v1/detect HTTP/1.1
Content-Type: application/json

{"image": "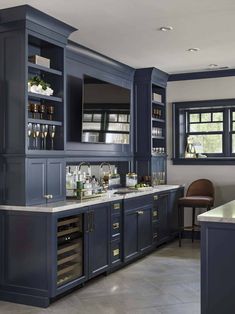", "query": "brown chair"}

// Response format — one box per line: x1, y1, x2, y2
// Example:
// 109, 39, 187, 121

178, 179, 214, 247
